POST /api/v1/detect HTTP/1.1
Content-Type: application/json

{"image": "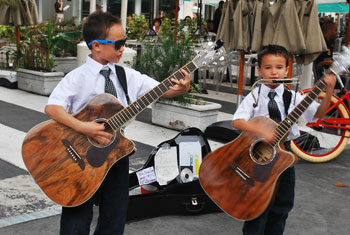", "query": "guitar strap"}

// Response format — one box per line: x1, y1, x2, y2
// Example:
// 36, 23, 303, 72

115, 65, 131, 105
282, 89, 292, 116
